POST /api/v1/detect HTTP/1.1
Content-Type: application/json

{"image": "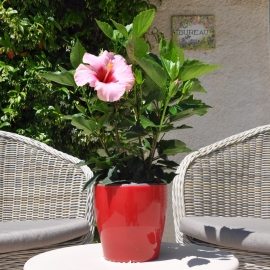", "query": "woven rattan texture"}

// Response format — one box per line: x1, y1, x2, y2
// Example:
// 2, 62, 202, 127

0, 131, 95, 269
172, 124, 270, 270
